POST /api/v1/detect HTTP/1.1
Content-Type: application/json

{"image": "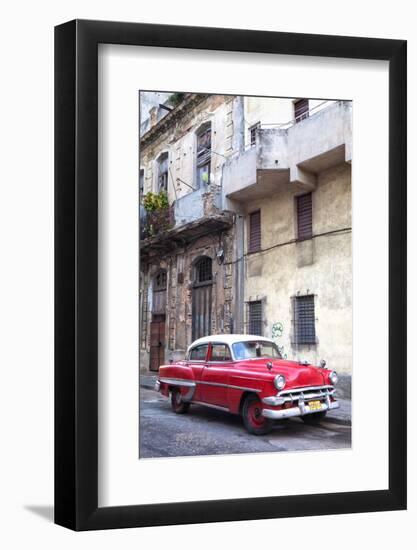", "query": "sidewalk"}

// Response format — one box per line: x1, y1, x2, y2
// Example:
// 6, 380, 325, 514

326, 398, 351, 426
139, 374, 157, 390
139, 373, 351, 426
